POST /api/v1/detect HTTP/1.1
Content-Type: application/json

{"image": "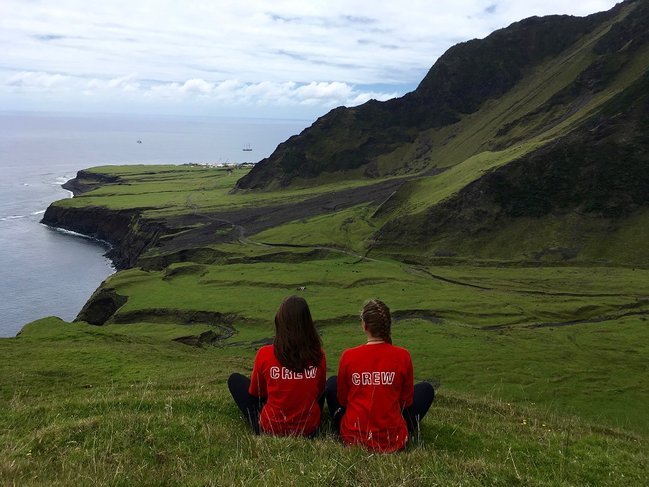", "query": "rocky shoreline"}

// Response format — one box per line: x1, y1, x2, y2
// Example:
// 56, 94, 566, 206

41, 171, 165, 270
42, 204, 167, 269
